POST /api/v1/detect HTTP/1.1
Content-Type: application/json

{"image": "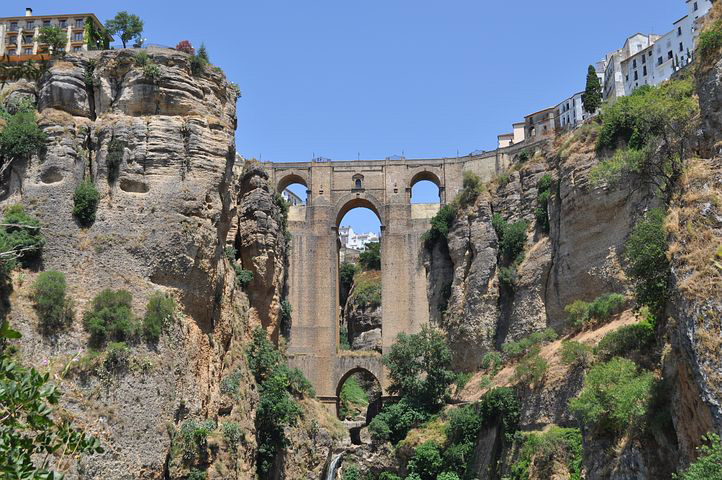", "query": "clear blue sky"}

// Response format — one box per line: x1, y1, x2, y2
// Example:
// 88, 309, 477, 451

16, 0, 688, 233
